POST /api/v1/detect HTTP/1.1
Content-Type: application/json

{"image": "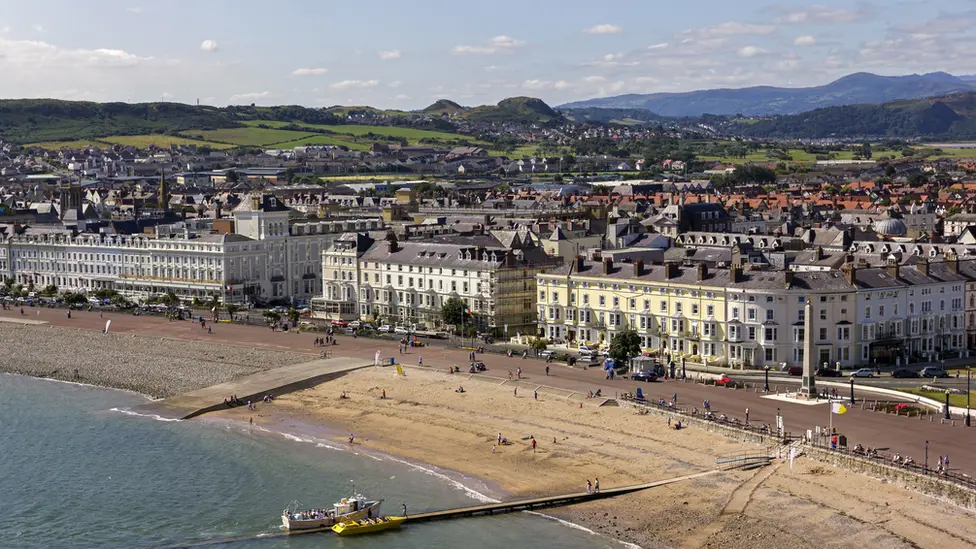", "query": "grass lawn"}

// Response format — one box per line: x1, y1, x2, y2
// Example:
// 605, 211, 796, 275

99, 135, 236, 149
271, 134, 369, 151
189, 127, 316, 147
27, 139, 110, 149
913, 147, 976, 159
902, 387, 976, 408
242, 119, 469, 142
